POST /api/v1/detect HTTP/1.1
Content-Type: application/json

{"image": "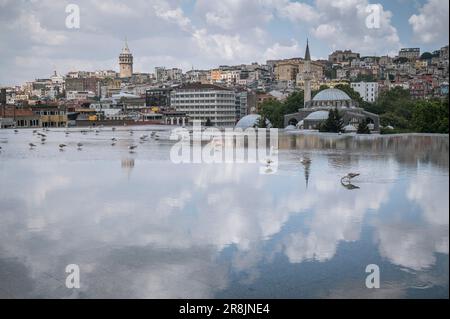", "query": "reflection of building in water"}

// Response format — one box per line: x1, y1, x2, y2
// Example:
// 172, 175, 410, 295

303, 160, 311, 188
279, 133, 449, 170
121, 158, 135, 178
